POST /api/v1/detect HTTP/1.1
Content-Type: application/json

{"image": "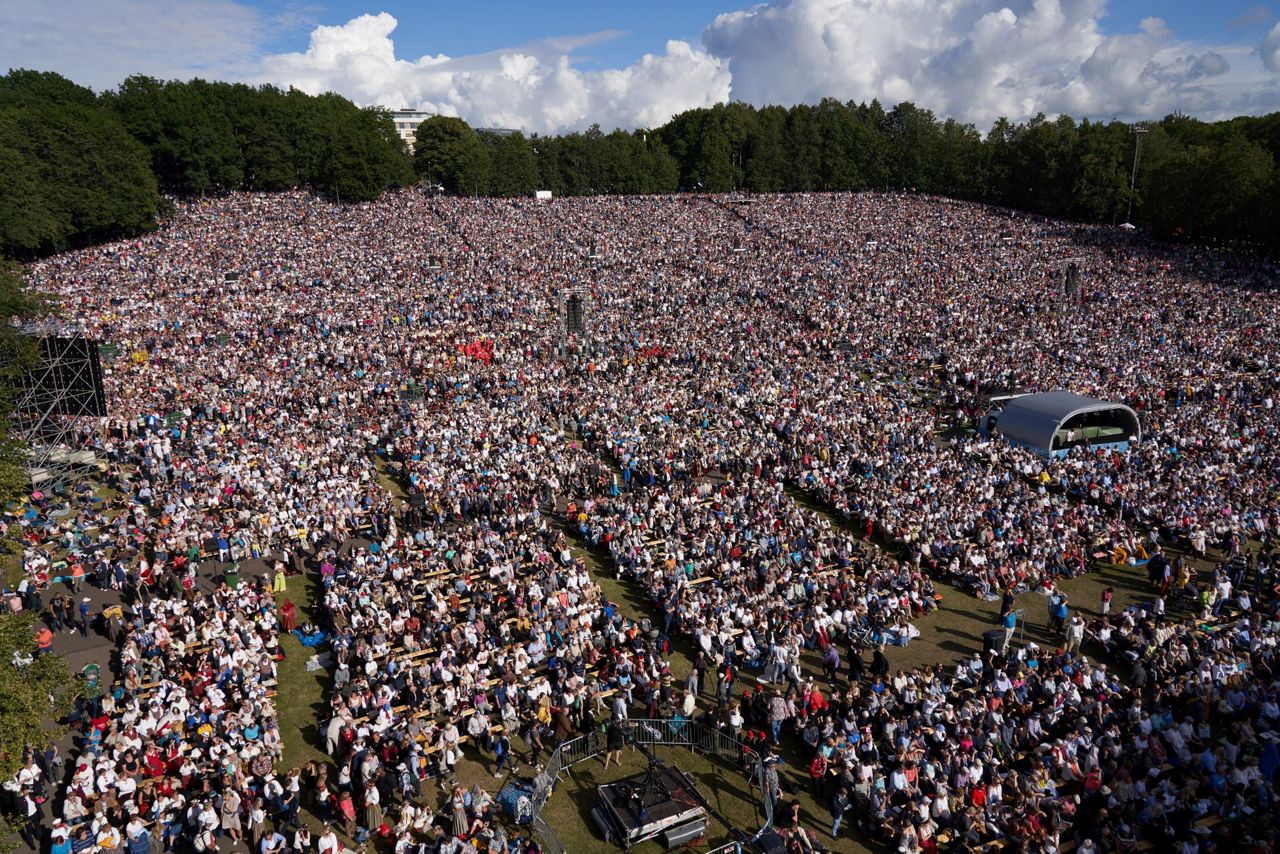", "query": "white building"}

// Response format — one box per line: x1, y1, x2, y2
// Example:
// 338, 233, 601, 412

391, 109, 434, 147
